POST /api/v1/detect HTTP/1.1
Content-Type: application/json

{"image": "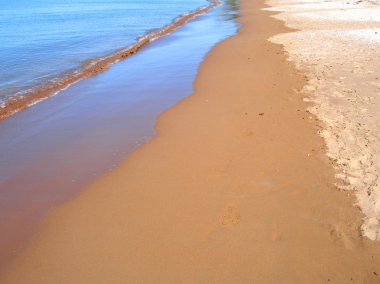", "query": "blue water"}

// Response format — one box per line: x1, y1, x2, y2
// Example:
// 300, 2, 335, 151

0, 0, 209, 104
0, 0, 239, 266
